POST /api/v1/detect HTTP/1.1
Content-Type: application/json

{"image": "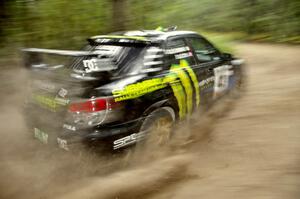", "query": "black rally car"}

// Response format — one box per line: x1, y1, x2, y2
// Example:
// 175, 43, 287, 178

23, 28, 244, 151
